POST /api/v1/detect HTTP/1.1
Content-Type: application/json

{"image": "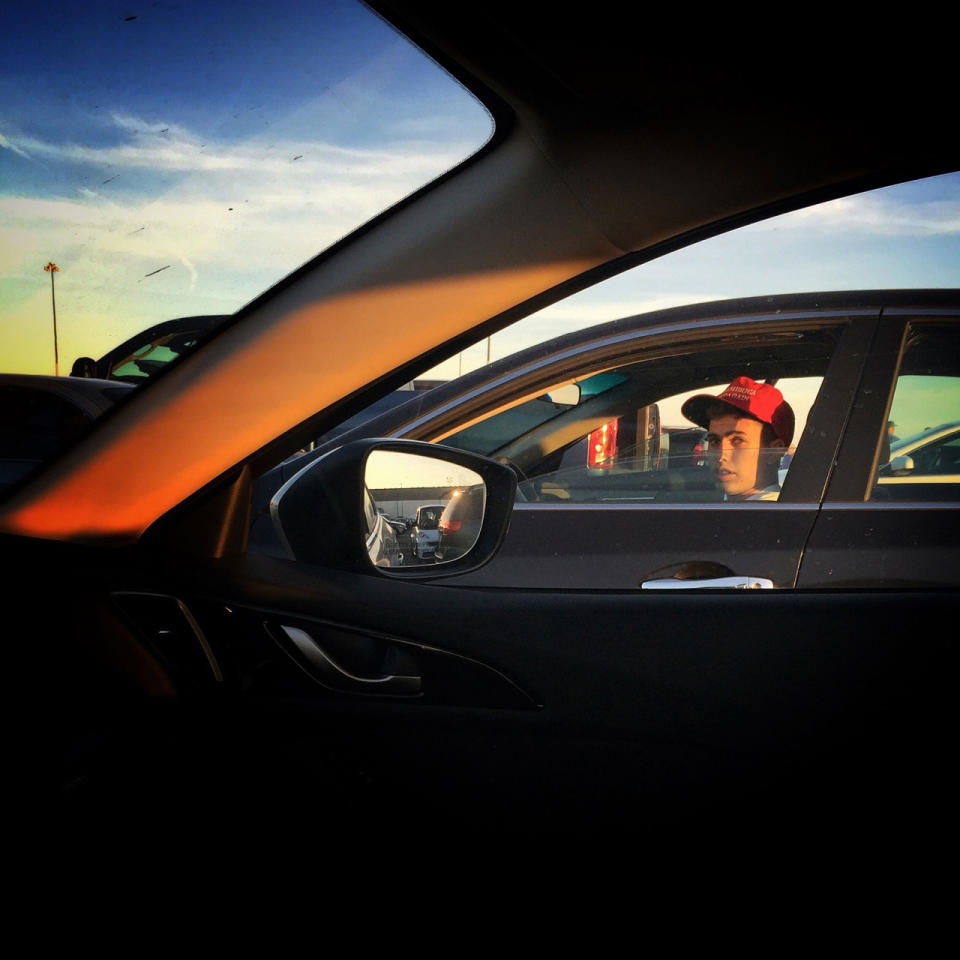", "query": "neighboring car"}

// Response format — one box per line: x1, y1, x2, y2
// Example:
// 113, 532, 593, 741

3, 2, 957, 843
253, 290, 960, 589
877, 421, 960, 497
70, 315, 229, 383
0, 374, 134, 493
